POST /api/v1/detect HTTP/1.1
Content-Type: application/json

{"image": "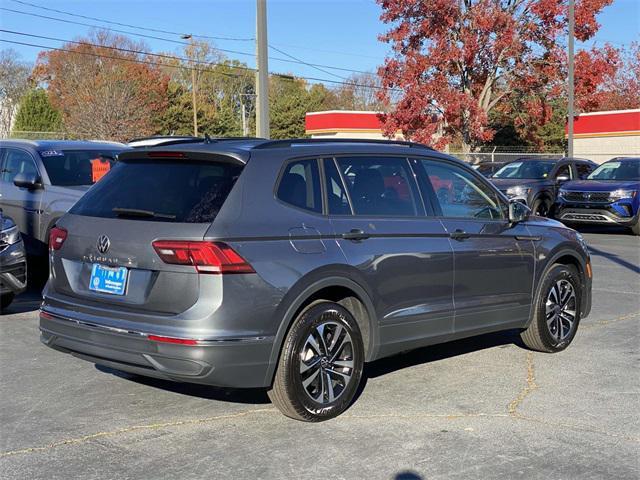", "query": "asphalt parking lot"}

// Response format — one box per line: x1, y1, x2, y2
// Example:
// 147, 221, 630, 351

1, 228, 638, 480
